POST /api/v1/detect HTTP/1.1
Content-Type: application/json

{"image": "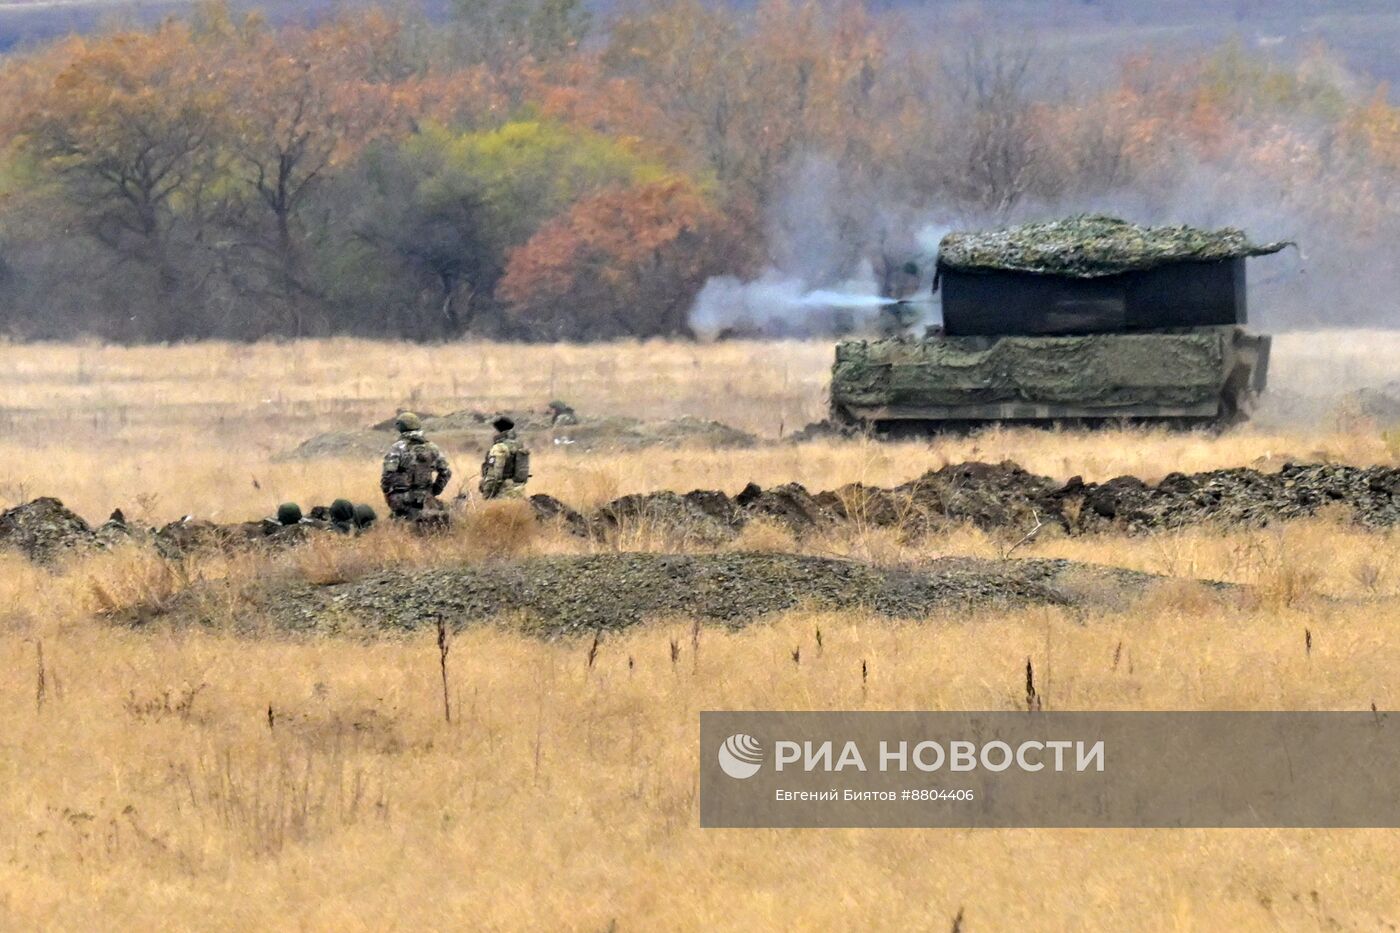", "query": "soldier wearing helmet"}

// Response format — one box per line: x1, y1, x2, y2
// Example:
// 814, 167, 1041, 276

479, 415, 529, 500
546, 399, 578, 426
380, 412, 452, 519
328, 498, 356, 534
